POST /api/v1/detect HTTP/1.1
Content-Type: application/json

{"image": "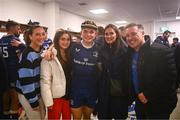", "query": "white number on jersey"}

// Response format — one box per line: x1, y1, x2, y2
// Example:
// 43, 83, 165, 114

0, 46, 9, 58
